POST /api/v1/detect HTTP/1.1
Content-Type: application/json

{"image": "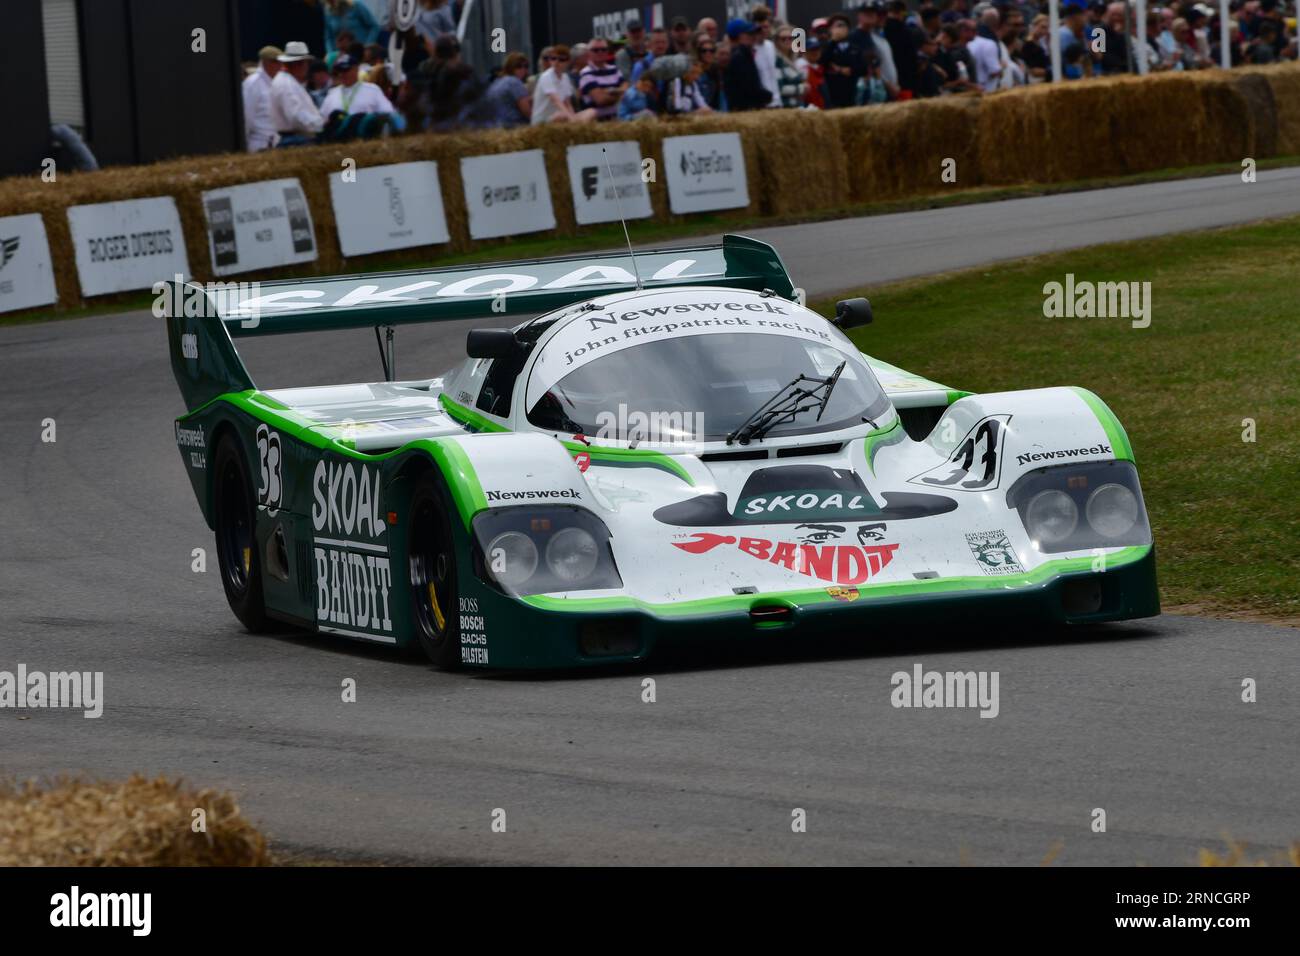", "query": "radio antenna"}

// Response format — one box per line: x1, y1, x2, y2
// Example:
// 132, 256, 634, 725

603, 146, 643, 291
